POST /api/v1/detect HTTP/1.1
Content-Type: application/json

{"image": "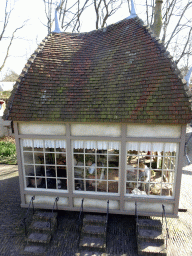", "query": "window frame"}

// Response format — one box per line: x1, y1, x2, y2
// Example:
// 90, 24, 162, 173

72, 140, 121, 195
21, 139, 68, 192
125, 141, 179, 198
